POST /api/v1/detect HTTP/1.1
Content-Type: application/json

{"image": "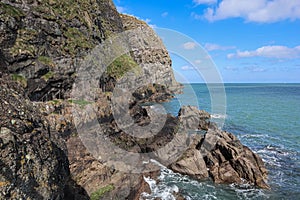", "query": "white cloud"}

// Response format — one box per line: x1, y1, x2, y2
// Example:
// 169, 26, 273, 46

193, 0, 217, 5
144, 18, 151, 24
191, 12, 202, 20
194, 59, 202, 64
203, 0, 300, 23
228, 45, 300, 59
181, 65, 195, 70
183, 42, 197, 50
205, 43, 236, 51
245, 66, 266, 72
224, 66, 239, 71
161, 12, 169, 17
116, 6, 126, 13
